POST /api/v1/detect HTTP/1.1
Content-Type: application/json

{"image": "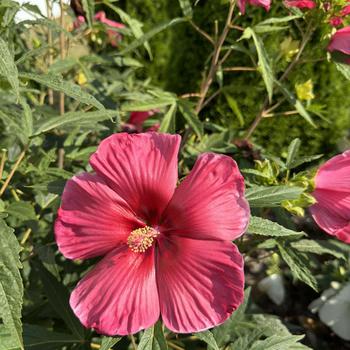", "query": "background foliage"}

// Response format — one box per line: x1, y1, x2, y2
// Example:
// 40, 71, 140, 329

0, 0, 350, 349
